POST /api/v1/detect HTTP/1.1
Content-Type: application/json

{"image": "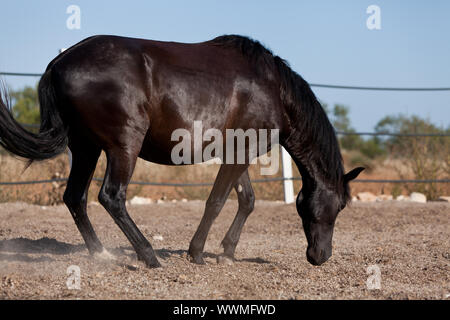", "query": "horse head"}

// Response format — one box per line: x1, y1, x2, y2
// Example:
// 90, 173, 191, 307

296, 167, 364, 265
